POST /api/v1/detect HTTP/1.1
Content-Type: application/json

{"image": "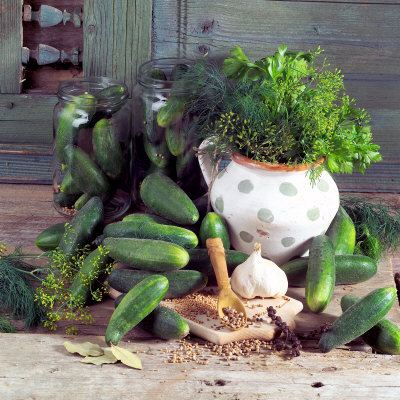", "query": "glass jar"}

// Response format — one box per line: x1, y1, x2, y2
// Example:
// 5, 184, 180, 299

53, 76, 131, 221
132, 58, 207, 207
